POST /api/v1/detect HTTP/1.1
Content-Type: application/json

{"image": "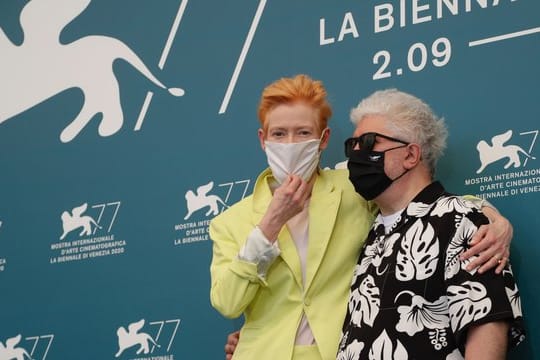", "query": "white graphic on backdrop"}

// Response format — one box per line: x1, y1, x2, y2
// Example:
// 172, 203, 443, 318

51, 201, 125, 264
0, 335, 31, 360
59, 203, 102, 240
219, 0, 266, 114
115, 319, 160, 357
0, 0, 184, 143
115, 318, 180, 358
184, 181, 228, 220
175, 179, 250, 245
476, 130, 536, 174
464, 129, 540, 199
0, 334, 54, 360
